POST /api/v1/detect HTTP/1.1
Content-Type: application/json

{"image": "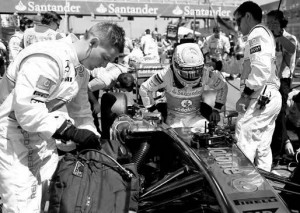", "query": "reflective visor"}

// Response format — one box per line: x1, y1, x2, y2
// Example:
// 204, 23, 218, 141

174, 62, 204, 81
